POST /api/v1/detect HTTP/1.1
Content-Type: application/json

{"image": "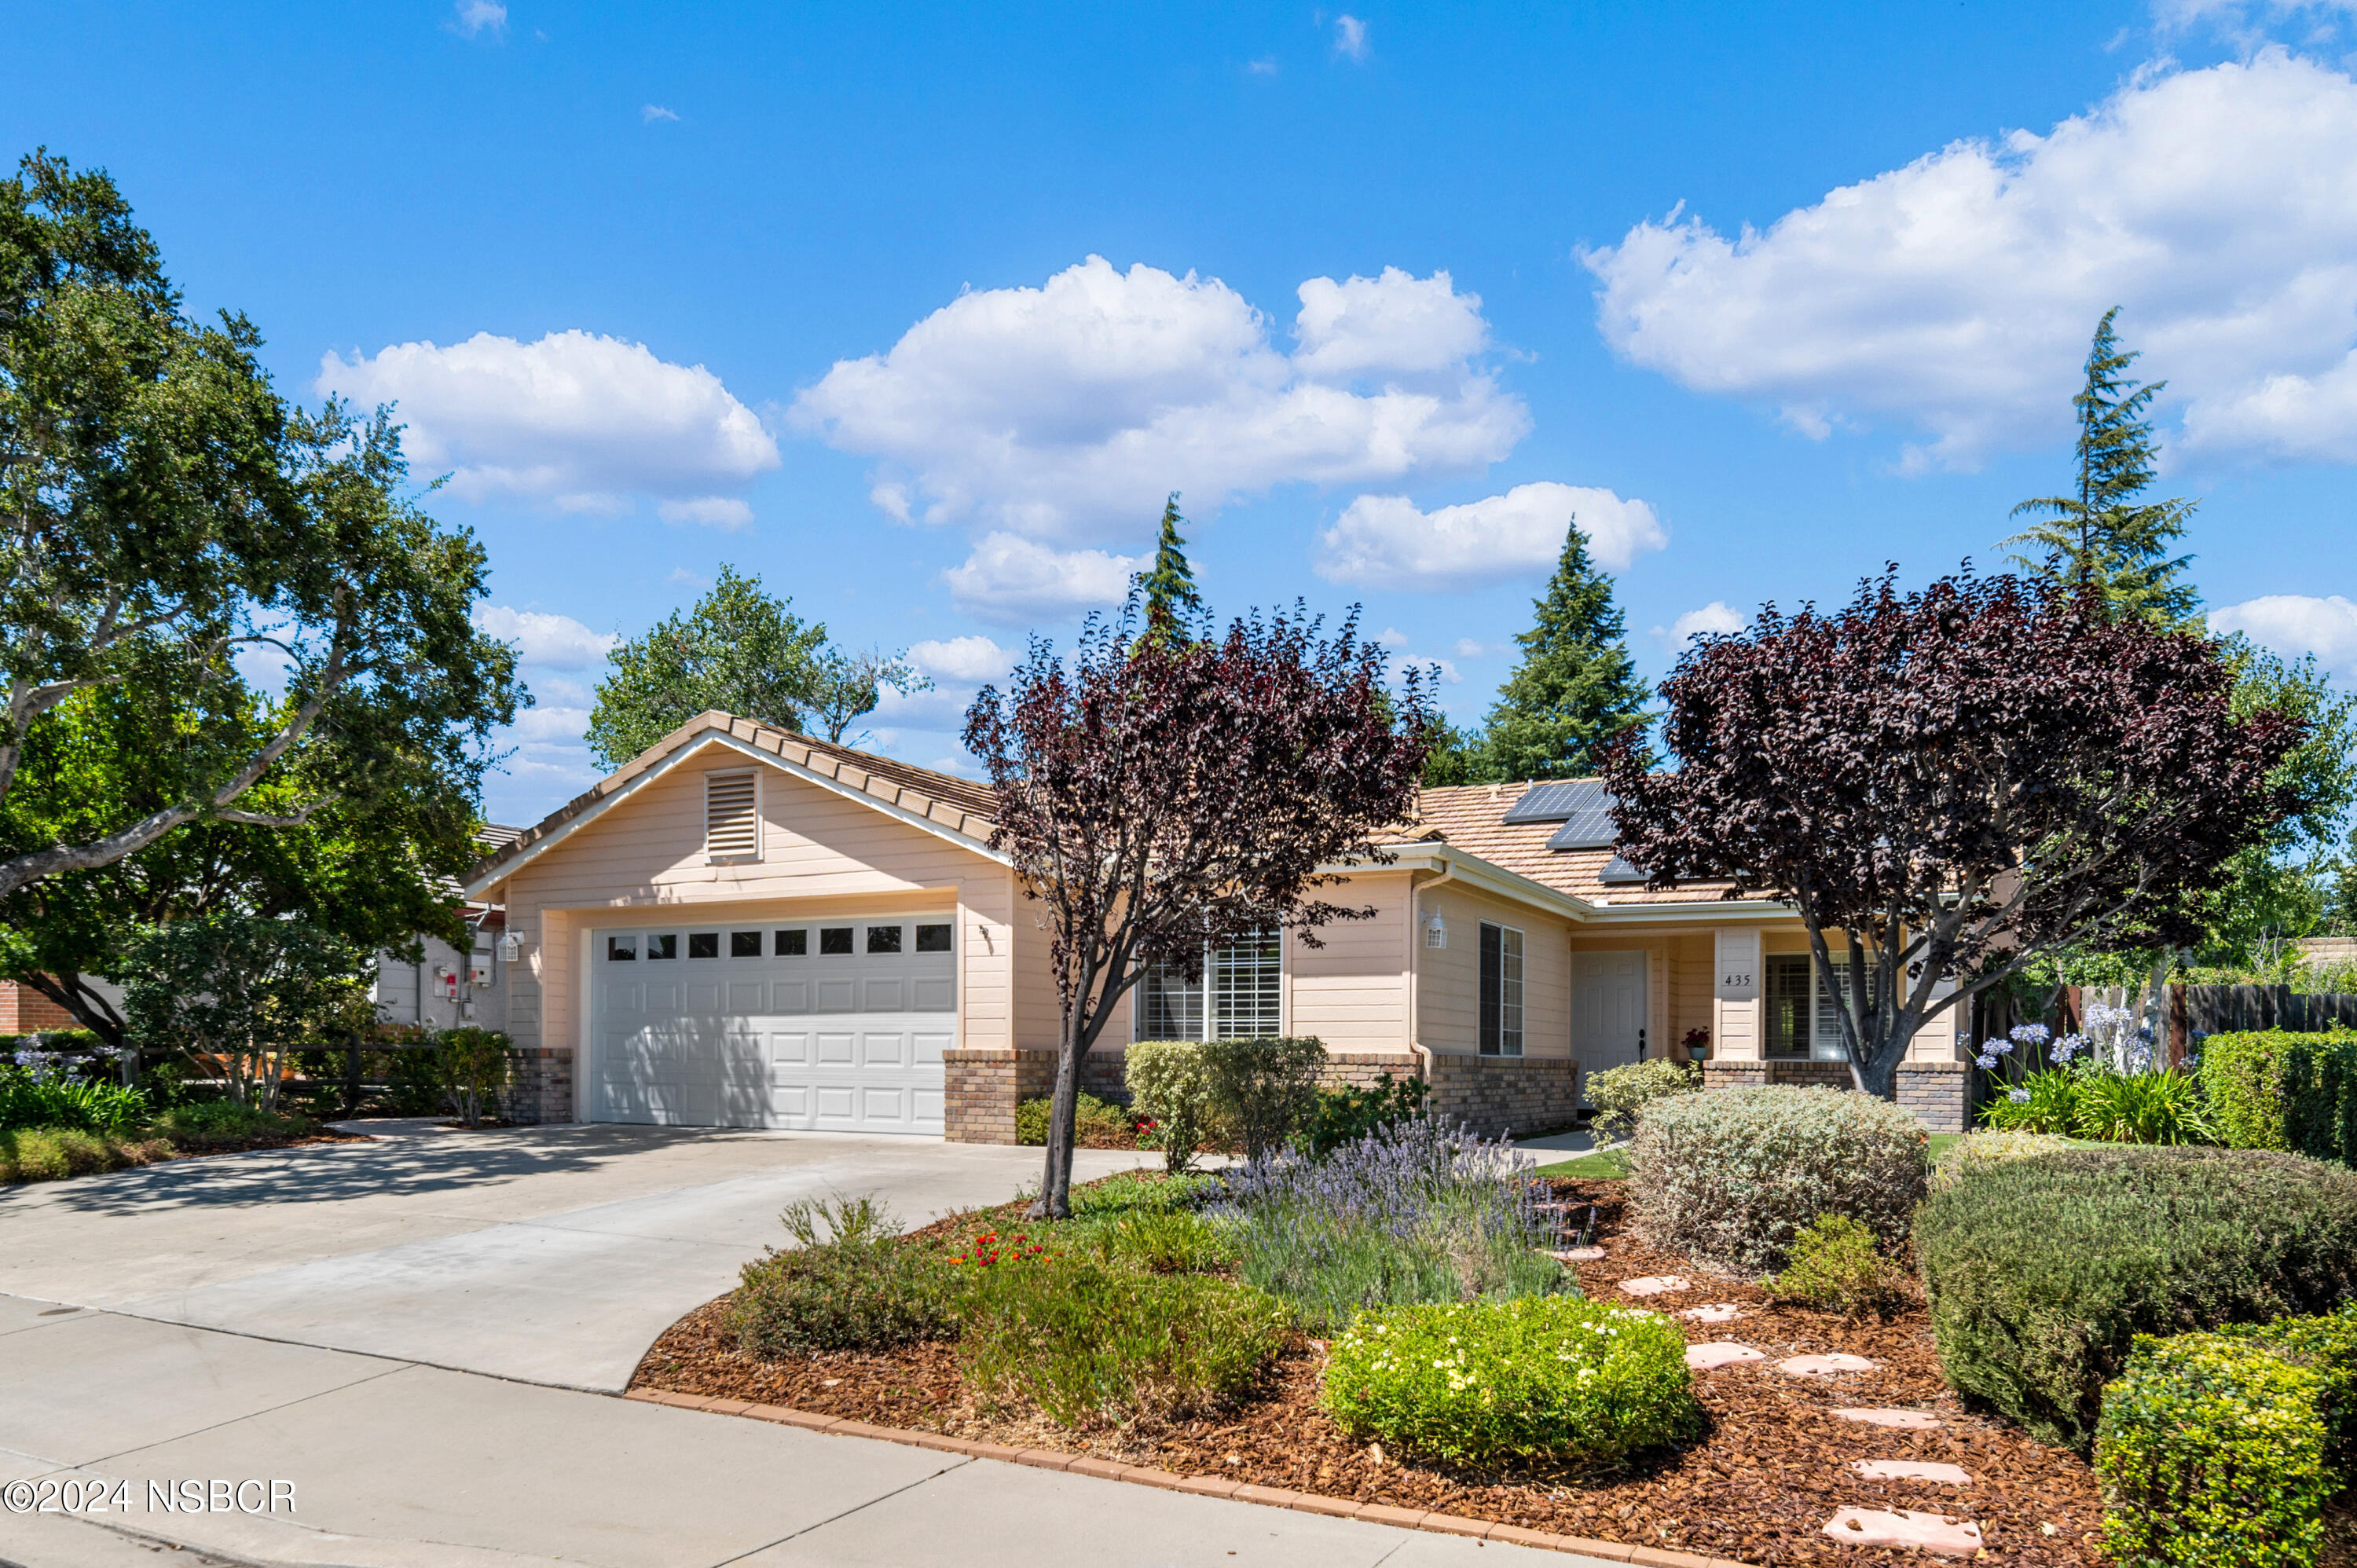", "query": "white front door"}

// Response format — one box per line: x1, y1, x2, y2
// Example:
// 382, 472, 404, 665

589, 915, 953, 1135
1571, 950, 1648, 1099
